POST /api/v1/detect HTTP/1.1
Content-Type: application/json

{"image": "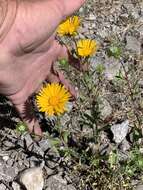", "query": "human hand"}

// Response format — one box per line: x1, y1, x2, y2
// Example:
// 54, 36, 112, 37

0, 0, 85, 136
